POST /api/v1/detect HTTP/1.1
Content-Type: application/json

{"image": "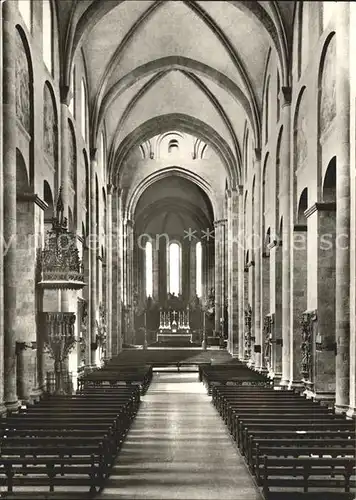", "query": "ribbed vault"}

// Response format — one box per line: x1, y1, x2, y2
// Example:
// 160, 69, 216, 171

56, 0, 295, 206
